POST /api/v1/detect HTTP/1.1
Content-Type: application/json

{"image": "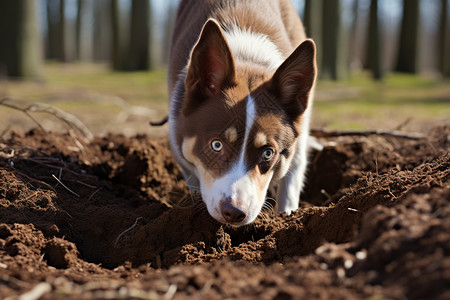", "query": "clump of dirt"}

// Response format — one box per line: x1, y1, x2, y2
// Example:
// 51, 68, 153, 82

0, 125, 448, 299
303, 126, 449, 205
